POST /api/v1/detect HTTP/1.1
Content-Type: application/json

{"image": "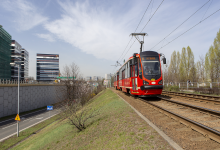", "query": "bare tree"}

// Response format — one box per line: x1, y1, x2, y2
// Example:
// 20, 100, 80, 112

56, 62, 105, 131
